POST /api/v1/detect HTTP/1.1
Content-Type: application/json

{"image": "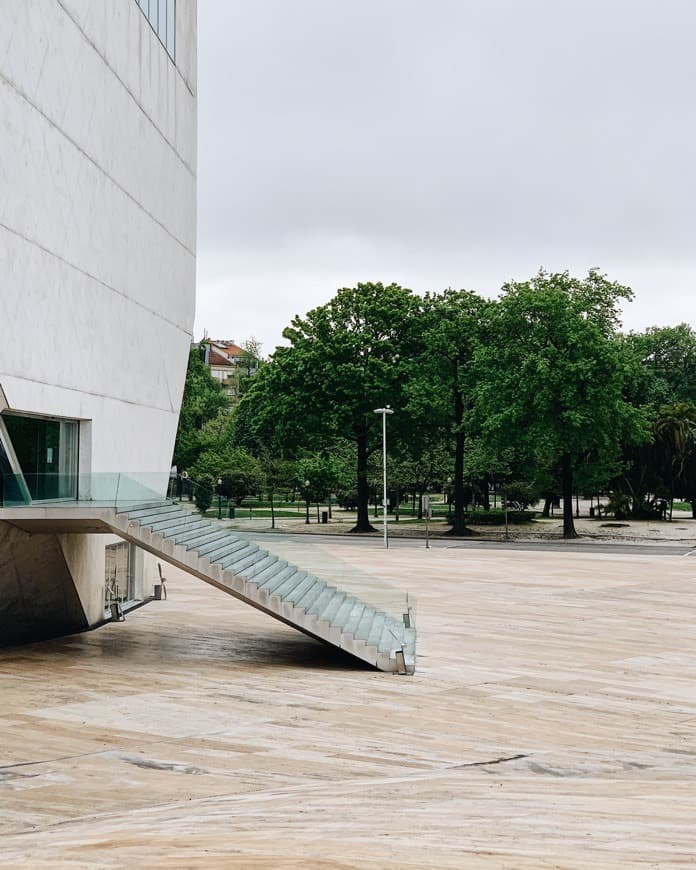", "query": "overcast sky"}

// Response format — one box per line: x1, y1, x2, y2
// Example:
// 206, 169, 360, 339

195, 0, 696, 355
